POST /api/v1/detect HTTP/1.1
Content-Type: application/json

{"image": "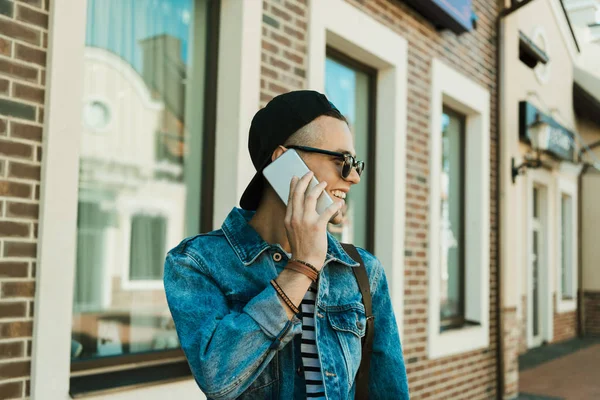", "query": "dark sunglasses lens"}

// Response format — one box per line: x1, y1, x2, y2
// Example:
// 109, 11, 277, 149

342, 159, 352, 178
356, 161, 364, 176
